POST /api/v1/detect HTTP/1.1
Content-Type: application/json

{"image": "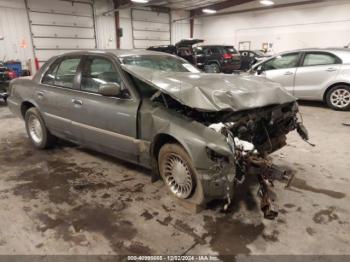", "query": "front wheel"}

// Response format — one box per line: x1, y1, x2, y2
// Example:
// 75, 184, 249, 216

326, 85, 350, 111
25, 107, 56, 149
158, 144, 195, 199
